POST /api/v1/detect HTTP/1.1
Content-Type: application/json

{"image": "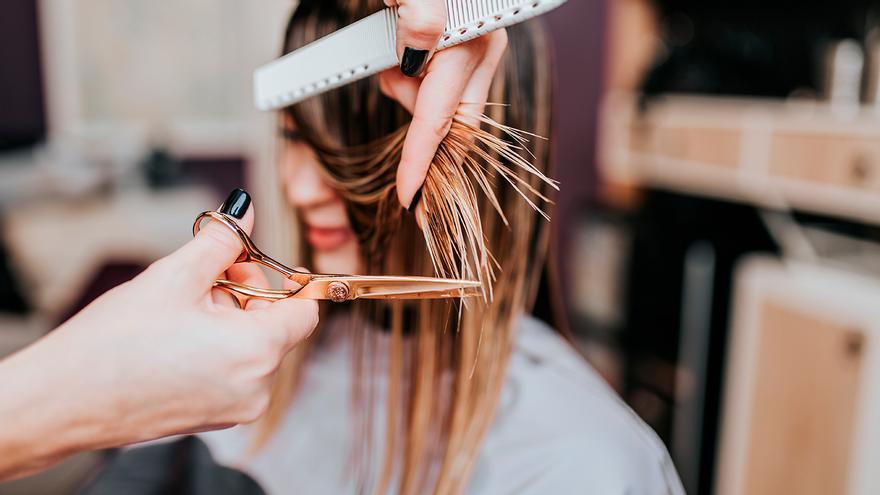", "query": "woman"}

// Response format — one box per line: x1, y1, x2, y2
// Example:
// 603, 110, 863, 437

193, 1, 684, 494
